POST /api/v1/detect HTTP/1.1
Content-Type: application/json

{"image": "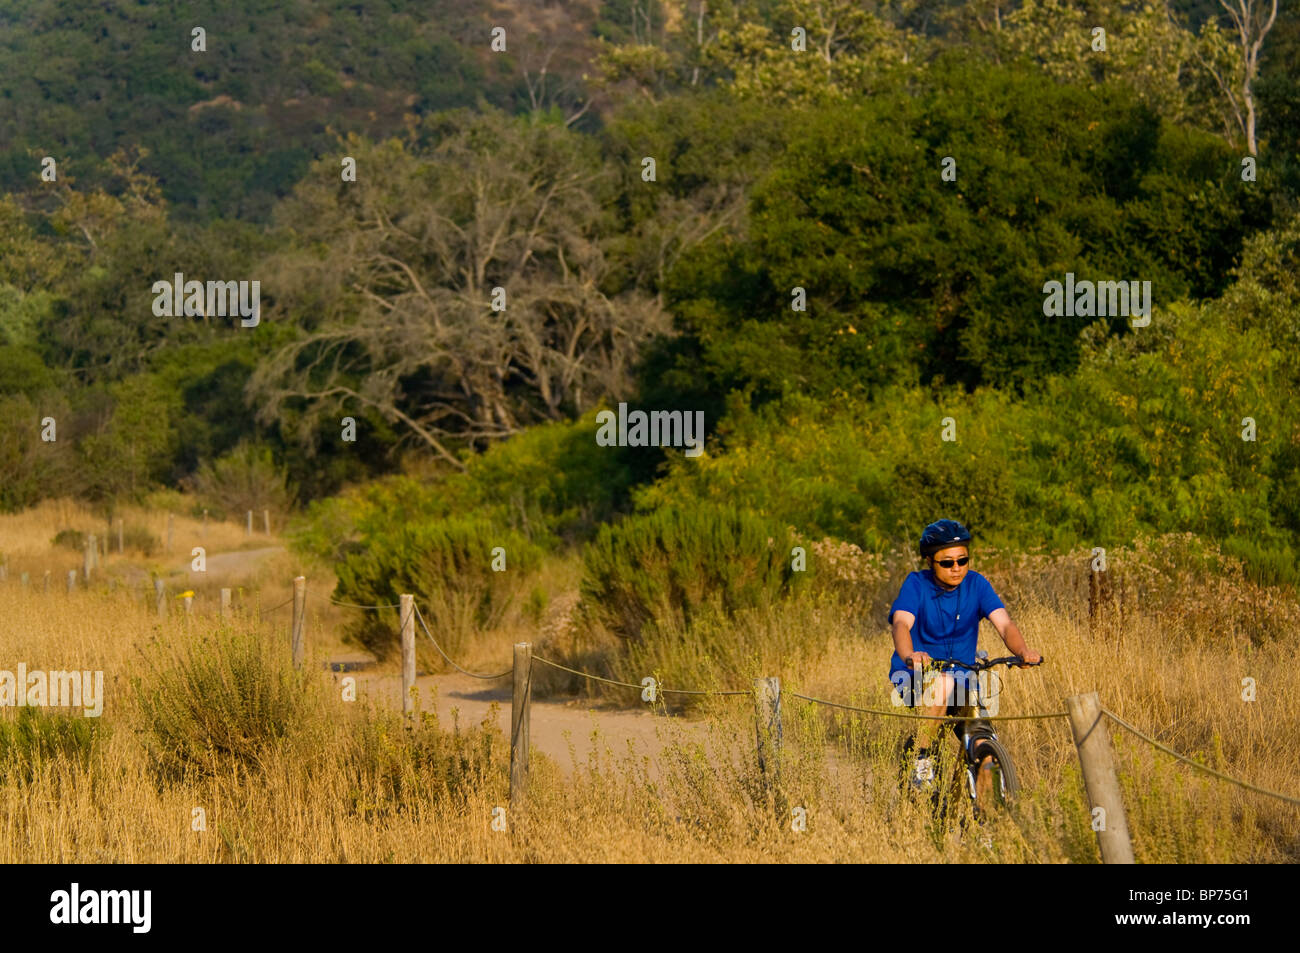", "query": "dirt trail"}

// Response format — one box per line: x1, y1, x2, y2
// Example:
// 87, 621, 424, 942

112, 545, 287, 589
143, 541, 714, 776
183, 545, 285, 582
348, 670, 712, 779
